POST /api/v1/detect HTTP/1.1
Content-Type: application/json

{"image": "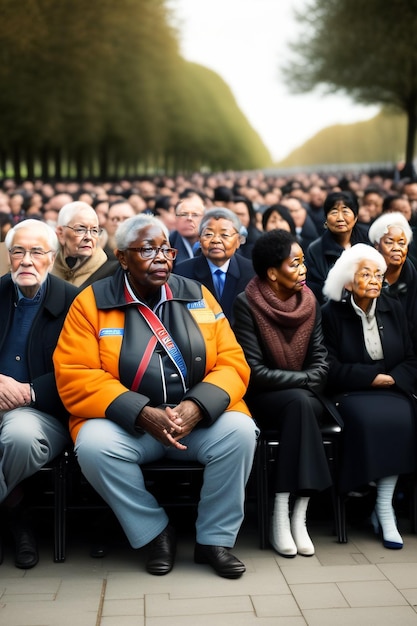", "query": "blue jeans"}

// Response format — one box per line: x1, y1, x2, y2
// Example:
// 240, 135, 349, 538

75, 411, 259, 548
0, 407, 70, 502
